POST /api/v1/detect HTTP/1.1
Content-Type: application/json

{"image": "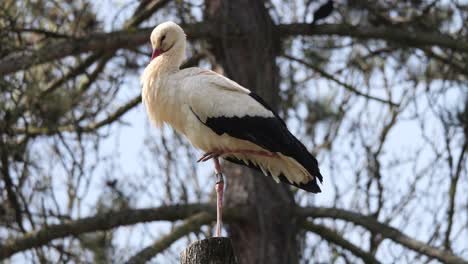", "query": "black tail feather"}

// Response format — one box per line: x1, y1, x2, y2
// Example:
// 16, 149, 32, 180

224, 157, 322, 193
